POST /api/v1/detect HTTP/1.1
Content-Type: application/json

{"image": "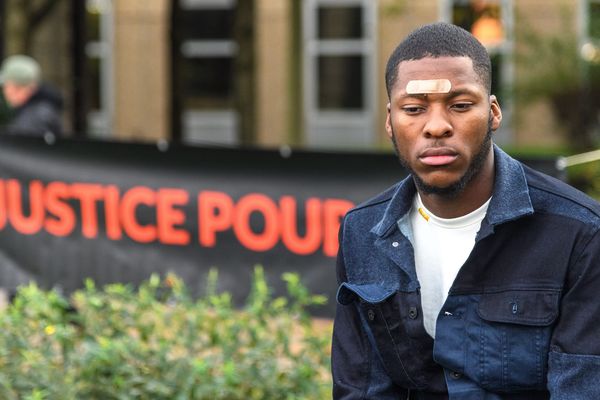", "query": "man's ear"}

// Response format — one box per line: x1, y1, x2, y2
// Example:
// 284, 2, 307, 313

490, 95, 502, 131
385, 102, 393, 139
